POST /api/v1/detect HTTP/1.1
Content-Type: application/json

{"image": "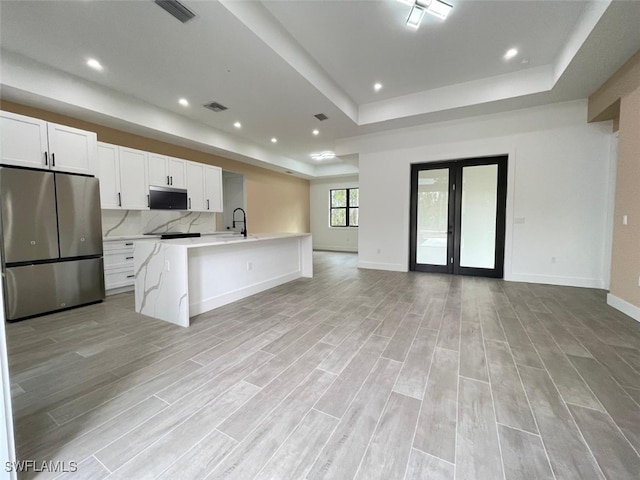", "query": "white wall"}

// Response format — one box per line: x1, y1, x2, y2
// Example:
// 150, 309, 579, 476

352, 100, 614, 288
310, 176, 359, 252
0, 252, 17, 479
